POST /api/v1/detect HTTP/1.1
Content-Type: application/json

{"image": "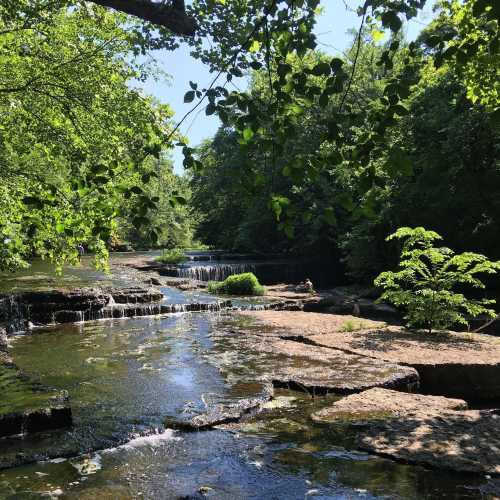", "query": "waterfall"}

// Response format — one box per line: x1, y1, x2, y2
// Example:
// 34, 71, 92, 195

177, 263, 257, 282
